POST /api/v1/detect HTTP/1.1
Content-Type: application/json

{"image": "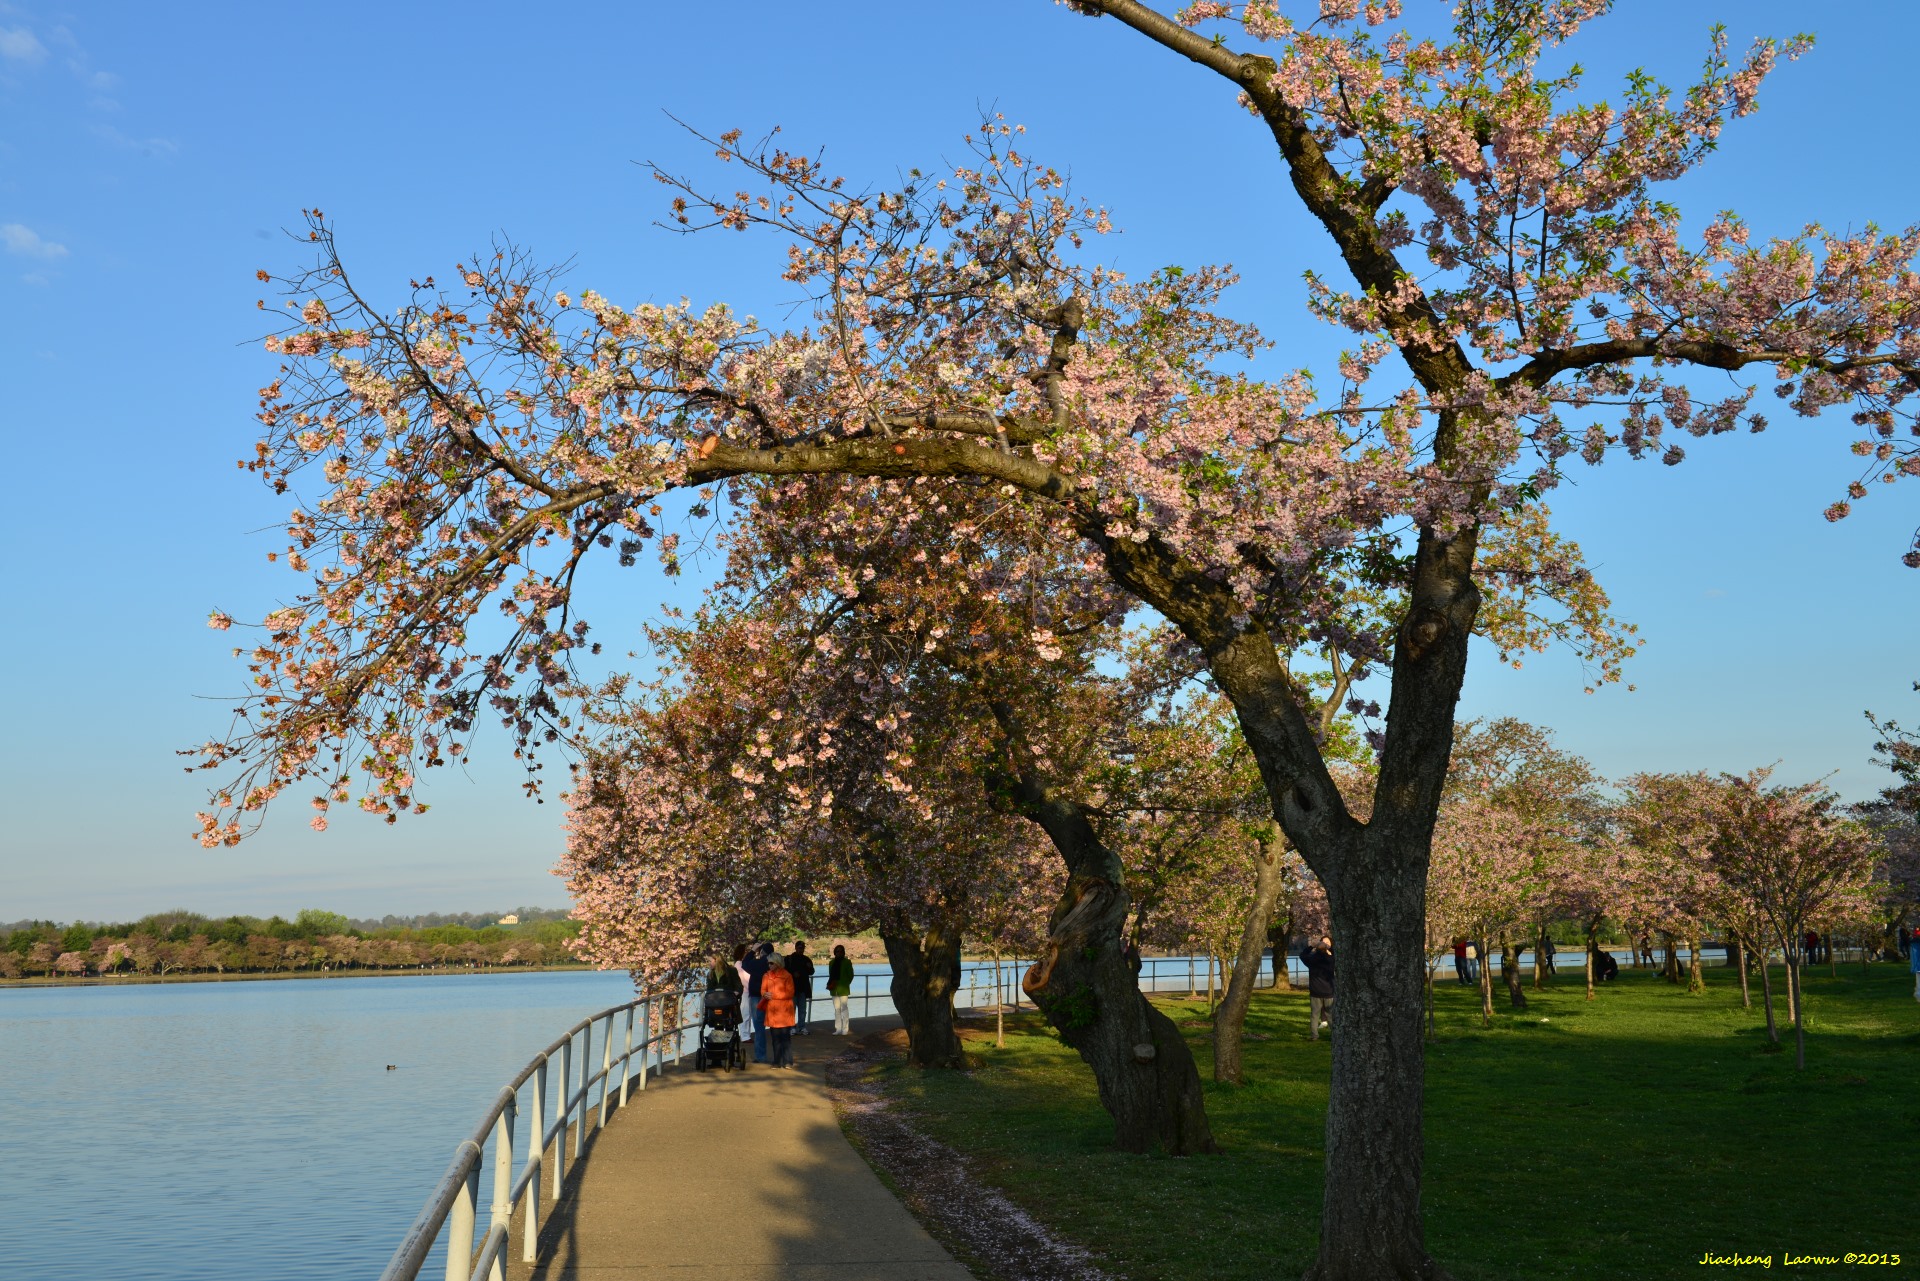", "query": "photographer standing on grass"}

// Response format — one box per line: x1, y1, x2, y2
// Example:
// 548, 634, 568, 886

1301, 936, 1336, 1041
